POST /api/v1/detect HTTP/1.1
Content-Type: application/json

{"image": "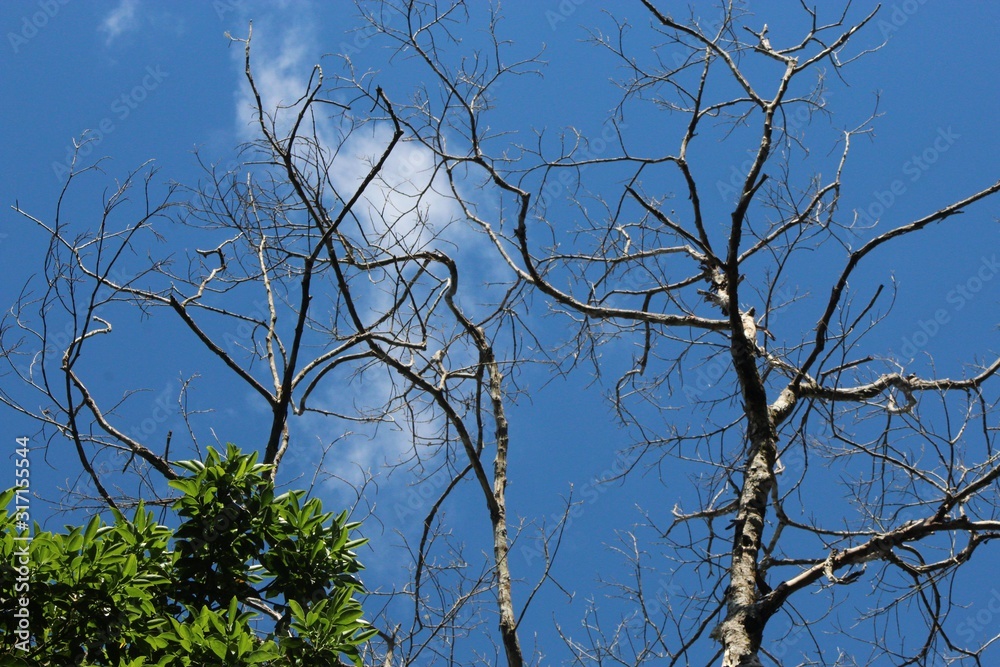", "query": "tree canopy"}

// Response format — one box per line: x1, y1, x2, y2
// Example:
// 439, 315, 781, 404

2, 445, 373, 666
2, 1, 999, 665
